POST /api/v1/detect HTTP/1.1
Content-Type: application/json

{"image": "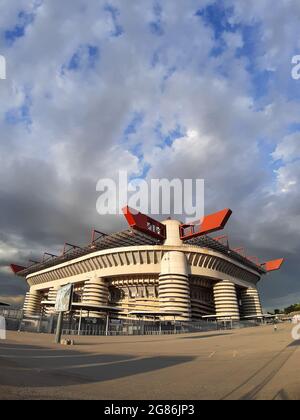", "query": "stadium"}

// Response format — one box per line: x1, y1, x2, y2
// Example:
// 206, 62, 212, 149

10, 206, 284, 324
